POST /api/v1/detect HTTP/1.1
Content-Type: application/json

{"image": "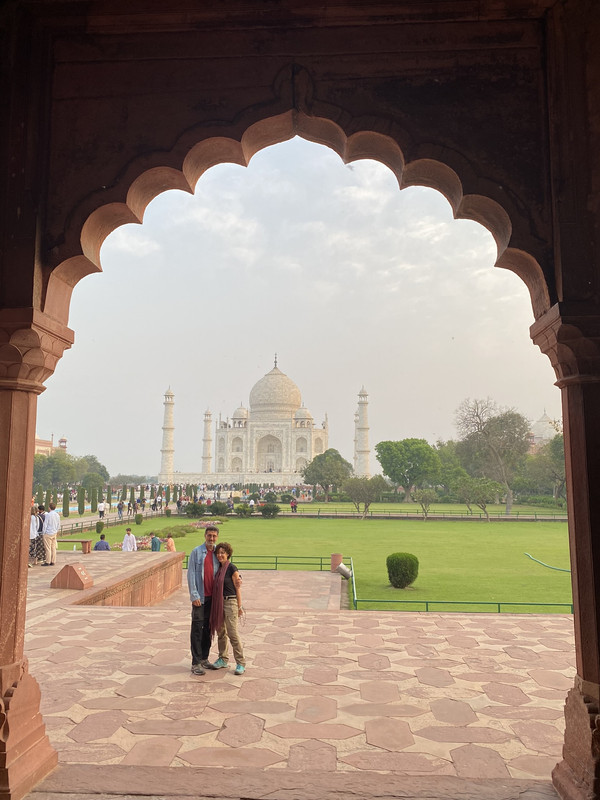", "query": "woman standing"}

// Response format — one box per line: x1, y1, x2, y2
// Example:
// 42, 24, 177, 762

209, 542, 246, 675
29, 507, 38, 566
